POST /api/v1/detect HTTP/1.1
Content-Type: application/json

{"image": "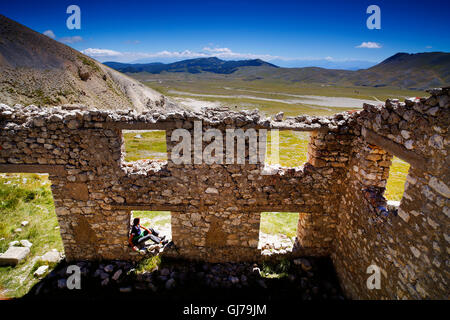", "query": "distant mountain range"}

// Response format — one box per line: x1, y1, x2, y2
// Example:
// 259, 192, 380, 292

267, 58, 377, 70
105, 52, 450, 90
105, 57, 278, 74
